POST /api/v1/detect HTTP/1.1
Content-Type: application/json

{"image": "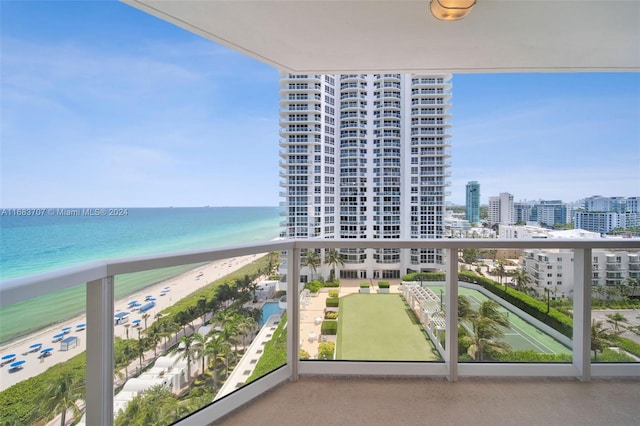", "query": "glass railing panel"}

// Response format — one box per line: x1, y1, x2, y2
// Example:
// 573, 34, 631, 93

110, 252, 286, 425
590, 247, 640, 365
299, 247, 443, 362
457, 247, 573, 363
0, 282, 88, 425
